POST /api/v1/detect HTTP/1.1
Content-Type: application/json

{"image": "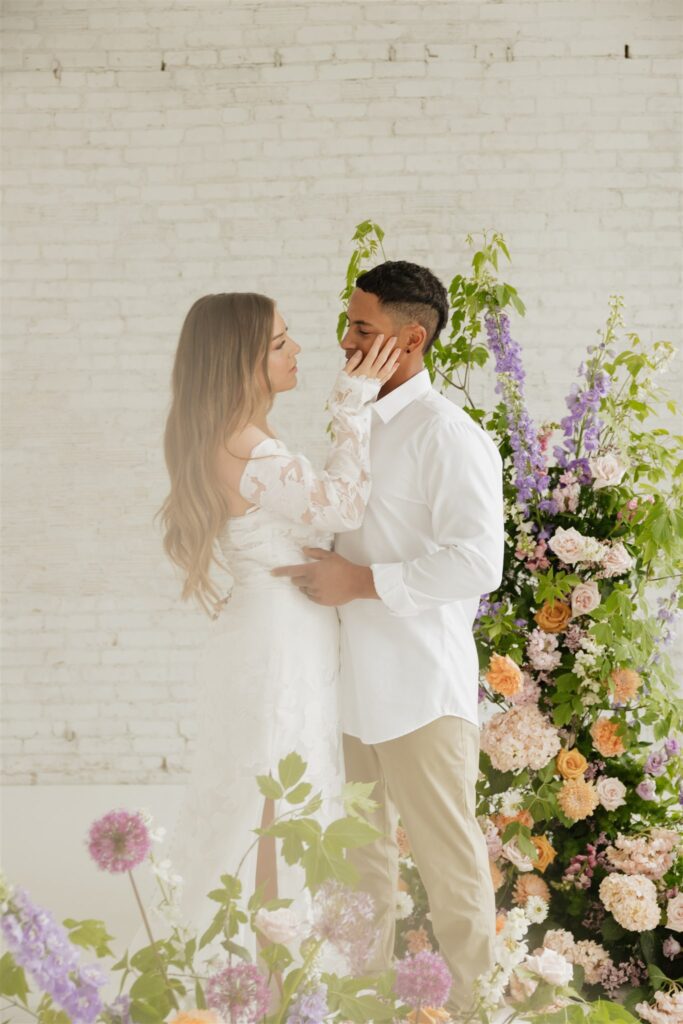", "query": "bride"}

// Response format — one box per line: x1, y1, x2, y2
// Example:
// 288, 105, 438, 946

150, 291, 398, 955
